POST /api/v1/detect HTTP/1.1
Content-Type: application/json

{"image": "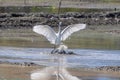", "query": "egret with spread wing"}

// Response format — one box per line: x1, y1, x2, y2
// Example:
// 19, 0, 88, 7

33, 22, 86, 53
32, 22, 85, 80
